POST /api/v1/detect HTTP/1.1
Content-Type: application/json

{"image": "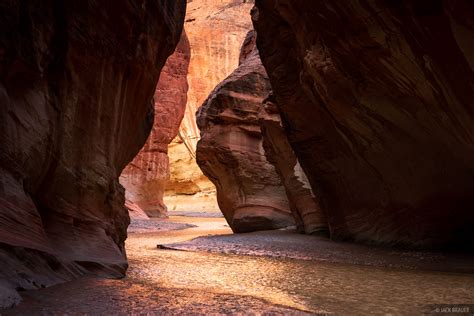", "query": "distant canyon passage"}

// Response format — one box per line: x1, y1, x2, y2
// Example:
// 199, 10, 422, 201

164, 0, 256, 213
121, 0, 256, 216
120, 31, 191, 218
